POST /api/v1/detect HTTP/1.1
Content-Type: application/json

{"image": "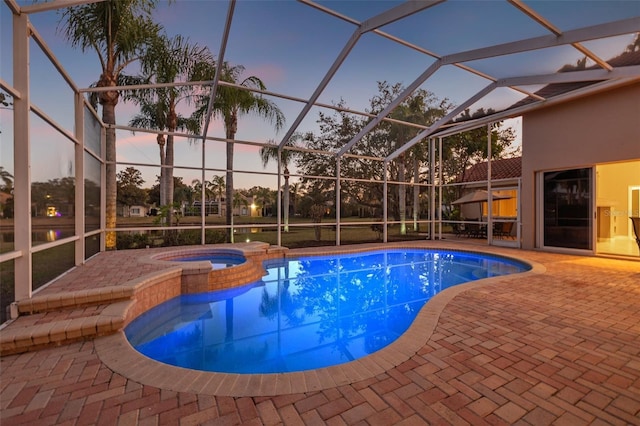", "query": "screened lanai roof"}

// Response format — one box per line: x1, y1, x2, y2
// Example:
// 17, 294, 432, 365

4, 0, 640, 160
